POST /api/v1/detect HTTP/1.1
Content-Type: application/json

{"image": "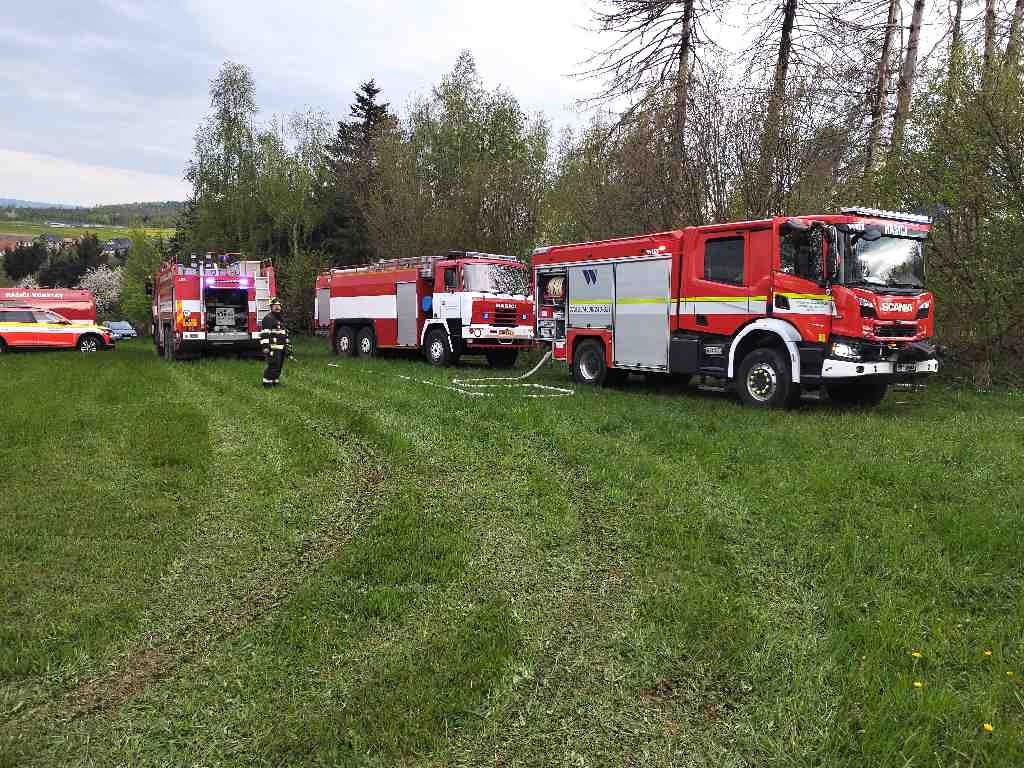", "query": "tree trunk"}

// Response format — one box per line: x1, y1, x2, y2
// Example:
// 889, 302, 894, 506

673, 0, 695, 164
1008, 0, 1024, 65
889, 0, 926, 160
984, 0, 997, 72
865, 0, 899, 173
950, 0, 963, 57
757, 0, 798, 215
